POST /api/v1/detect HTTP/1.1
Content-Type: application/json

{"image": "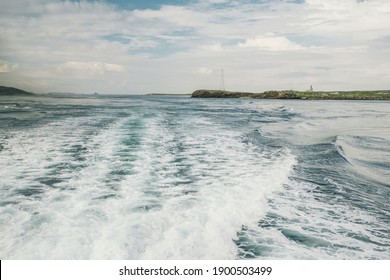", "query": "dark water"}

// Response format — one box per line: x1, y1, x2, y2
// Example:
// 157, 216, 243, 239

0, 94, 389, 259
